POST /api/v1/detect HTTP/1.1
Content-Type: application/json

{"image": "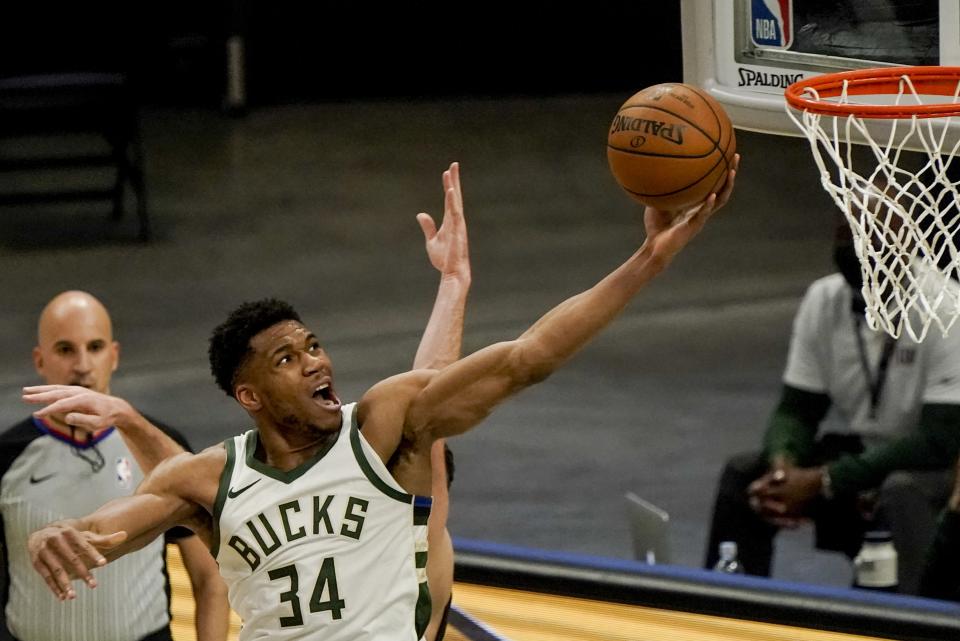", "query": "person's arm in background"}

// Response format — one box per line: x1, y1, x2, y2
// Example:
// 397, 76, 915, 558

826, 403, 960, 495
176, 535, 230, 641
750, 386, 830, 525
763, 384, 831, 468
752, 403, 960, 516
22, 386, 185, 470
413, 162, 470, 641
918, 454, 960, 601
